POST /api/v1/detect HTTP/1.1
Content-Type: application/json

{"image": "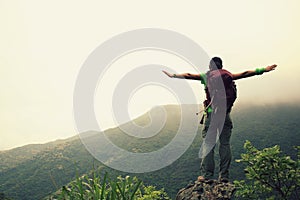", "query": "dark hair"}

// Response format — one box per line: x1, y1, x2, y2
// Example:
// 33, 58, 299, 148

209, 57, 223, 70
